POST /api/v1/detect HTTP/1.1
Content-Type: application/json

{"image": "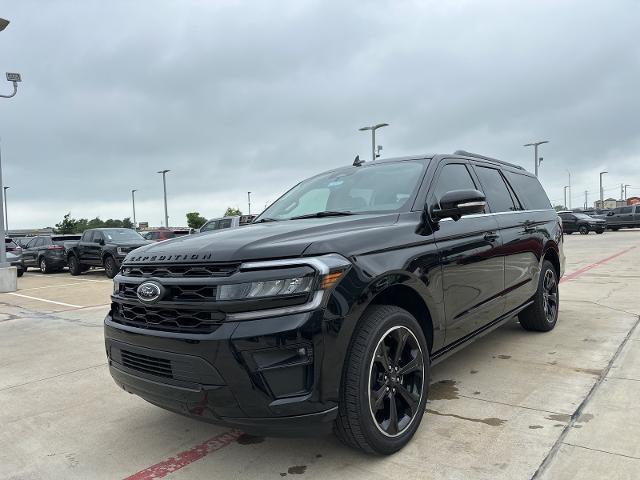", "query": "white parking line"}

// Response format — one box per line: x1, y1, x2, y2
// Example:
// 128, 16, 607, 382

7, 293, 83, 308
19, 282, 87, 292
